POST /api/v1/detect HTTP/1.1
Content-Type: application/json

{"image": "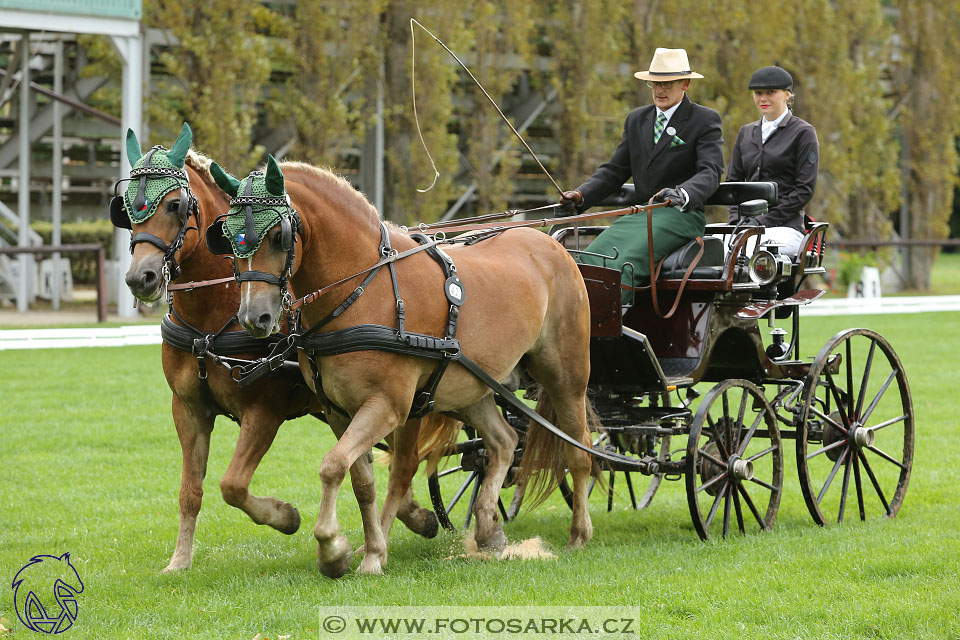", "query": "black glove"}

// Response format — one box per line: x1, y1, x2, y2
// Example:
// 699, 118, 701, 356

653, 187, 684, 208
558, 190, 583, 215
